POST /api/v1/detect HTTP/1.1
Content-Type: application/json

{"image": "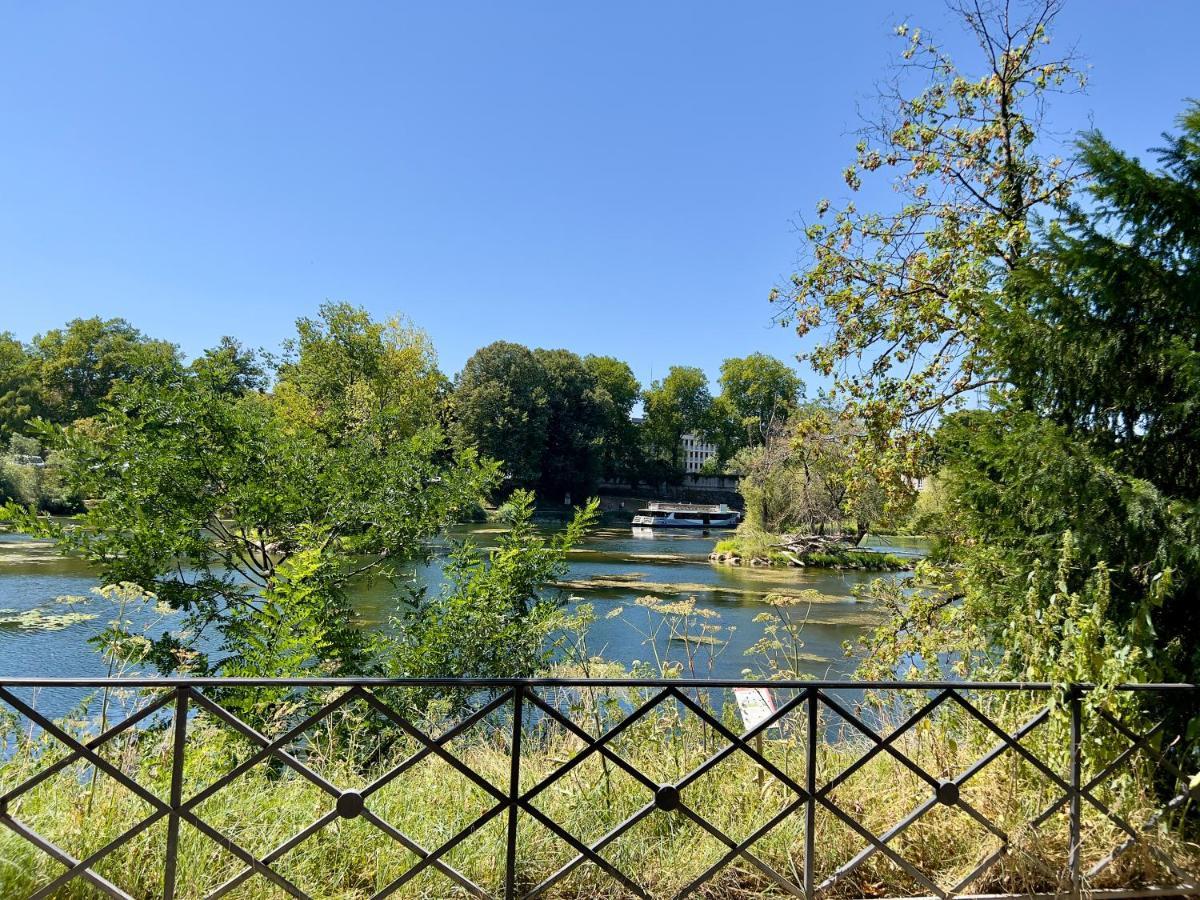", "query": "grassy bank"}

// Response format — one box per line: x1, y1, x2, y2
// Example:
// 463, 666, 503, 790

711, 531, 911, 571
1, 685, 1191, 898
